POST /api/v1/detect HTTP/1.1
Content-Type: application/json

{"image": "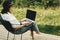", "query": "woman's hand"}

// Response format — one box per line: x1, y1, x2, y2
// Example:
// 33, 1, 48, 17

23, 22, 30, 26
15, 22, 29, 30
